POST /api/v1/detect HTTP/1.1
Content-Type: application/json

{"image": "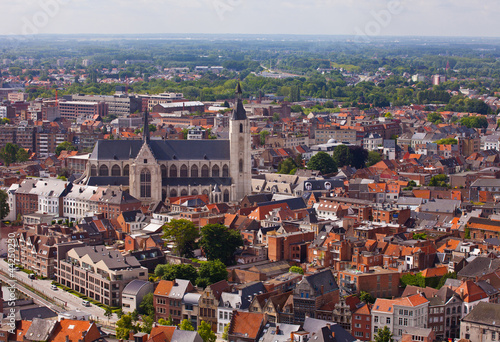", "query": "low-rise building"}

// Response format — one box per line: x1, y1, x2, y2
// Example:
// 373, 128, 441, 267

460, 302, 500, 342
